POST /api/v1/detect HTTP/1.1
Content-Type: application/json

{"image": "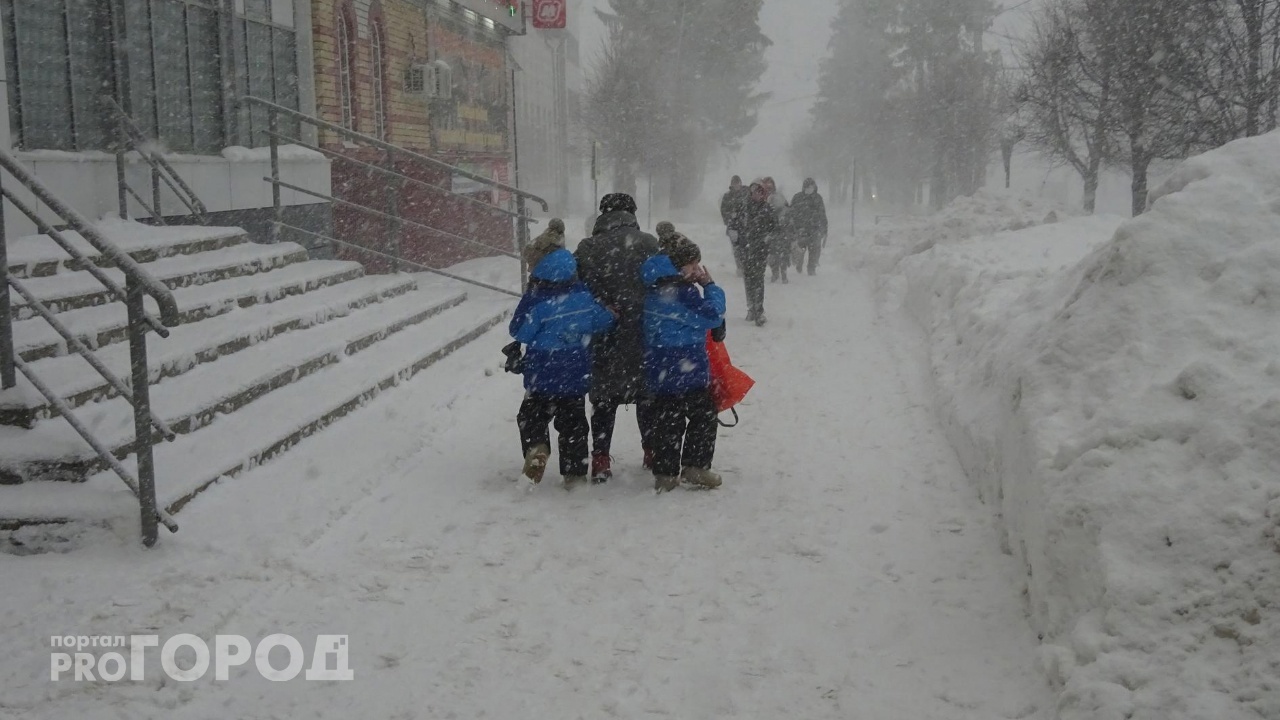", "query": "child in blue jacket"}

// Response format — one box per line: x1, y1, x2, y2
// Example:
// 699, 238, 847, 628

510, 249, 616, 487
640, 243, 727, 492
